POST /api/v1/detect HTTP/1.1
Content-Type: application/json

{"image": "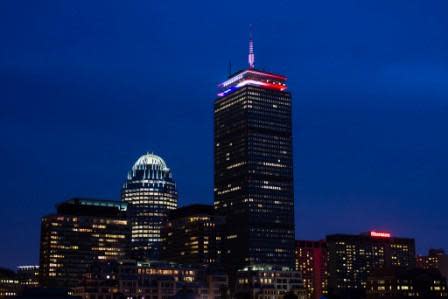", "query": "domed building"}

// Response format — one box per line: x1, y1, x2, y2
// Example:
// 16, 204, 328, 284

121, 153, 178, 260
